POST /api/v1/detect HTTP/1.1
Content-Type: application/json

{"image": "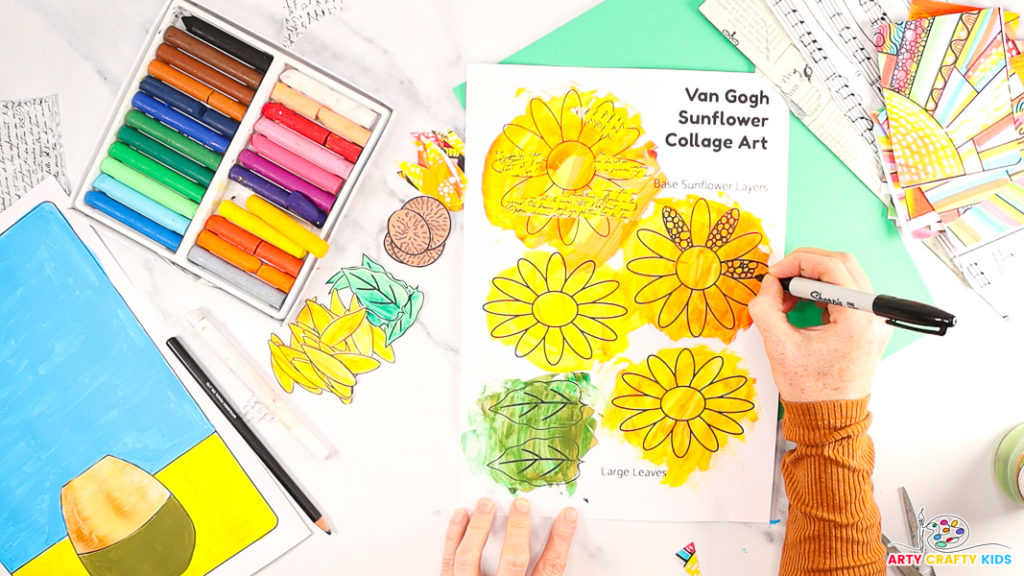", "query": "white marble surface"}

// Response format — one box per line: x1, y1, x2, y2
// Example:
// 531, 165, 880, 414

2, 0, 1024, 574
